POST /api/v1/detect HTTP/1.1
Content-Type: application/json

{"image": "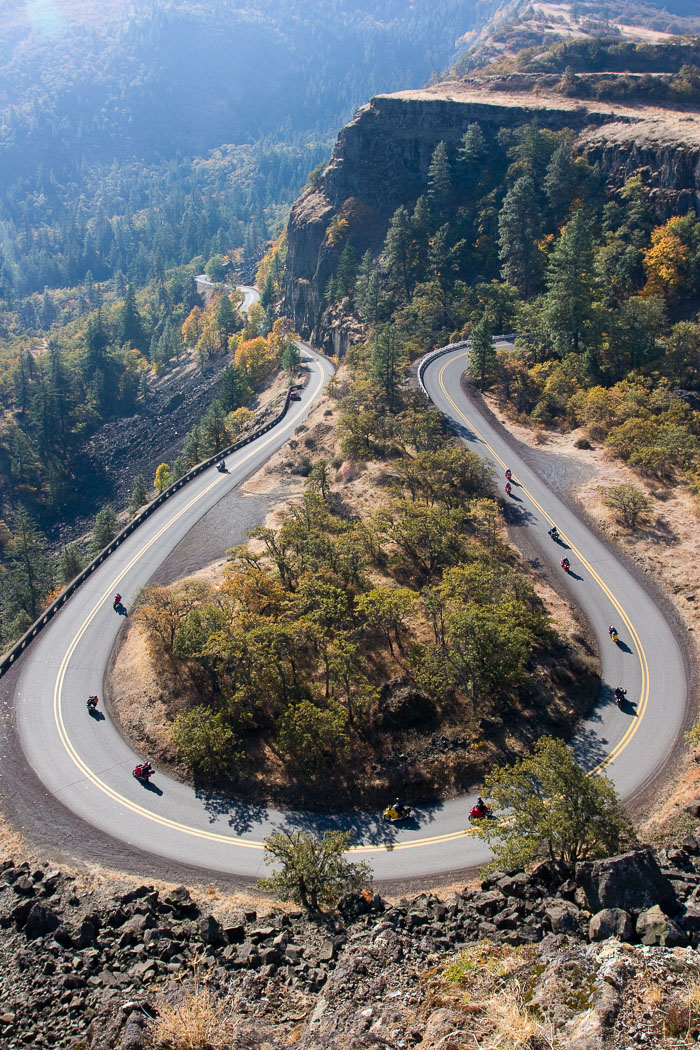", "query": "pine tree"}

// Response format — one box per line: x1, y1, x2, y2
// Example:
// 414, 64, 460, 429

57, 544, 84, 585
383, 206, 417, 303
467, 313, 497, 393
544, 140, 578, 224
89, 506, 119, 555
355, 251, 383, 325
216, 294, 239, 345
544, 208, 597, 354
128, 475, 149, 514
335, 242, 357, 299
498, 175, 543, 297
427, 141, 452, 207
119, 285, 145, 350
370, 326, 407, 412
3, 507, 52, 622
